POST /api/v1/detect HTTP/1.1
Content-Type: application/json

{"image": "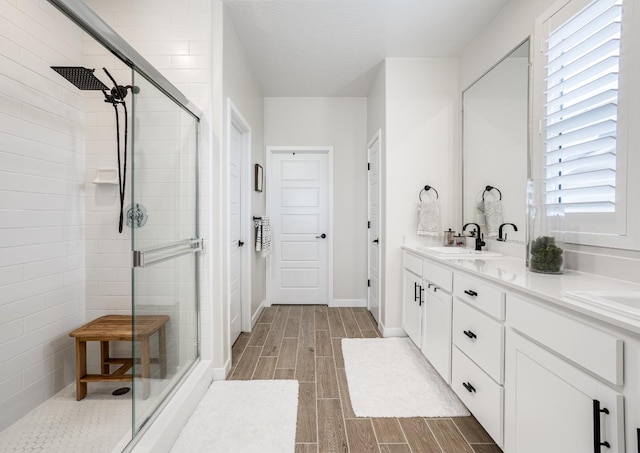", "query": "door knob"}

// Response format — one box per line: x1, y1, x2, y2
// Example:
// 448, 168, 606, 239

316, 233, 327, 239
373, 238, 379, 243
238, 240, 245, 247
